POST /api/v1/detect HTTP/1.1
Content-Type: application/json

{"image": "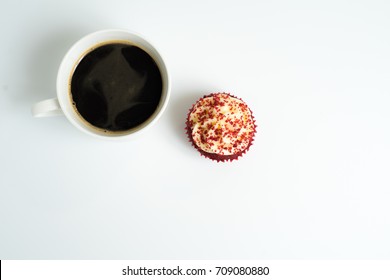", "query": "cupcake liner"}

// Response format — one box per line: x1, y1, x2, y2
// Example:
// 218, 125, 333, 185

186, 92, 257, 162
